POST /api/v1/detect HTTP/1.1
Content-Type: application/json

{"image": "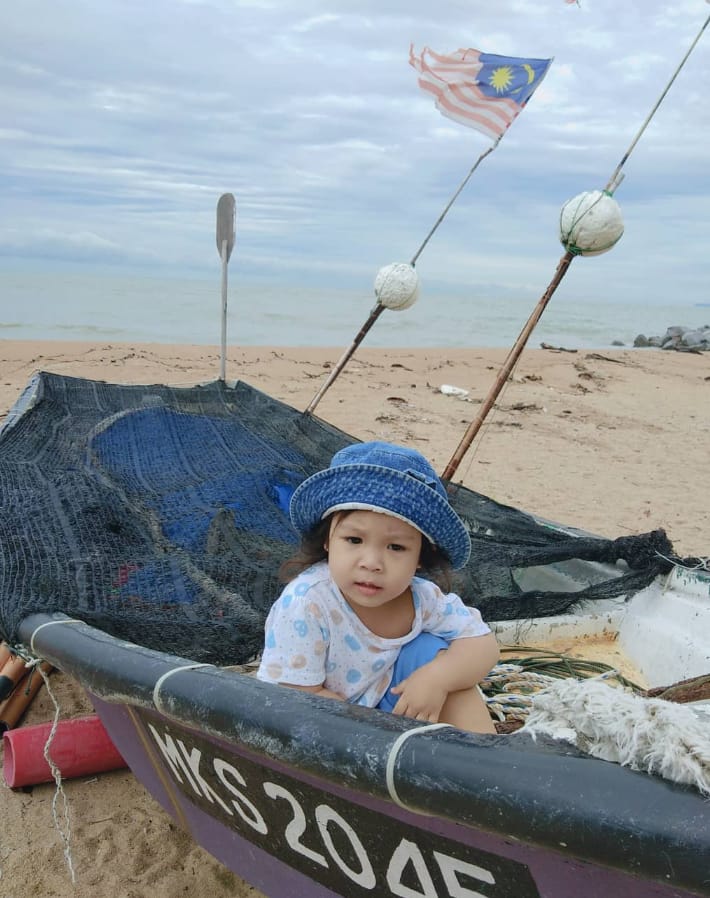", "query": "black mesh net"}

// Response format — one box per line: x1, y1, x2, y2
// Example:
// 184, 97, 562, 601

0, 373, 676, 665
